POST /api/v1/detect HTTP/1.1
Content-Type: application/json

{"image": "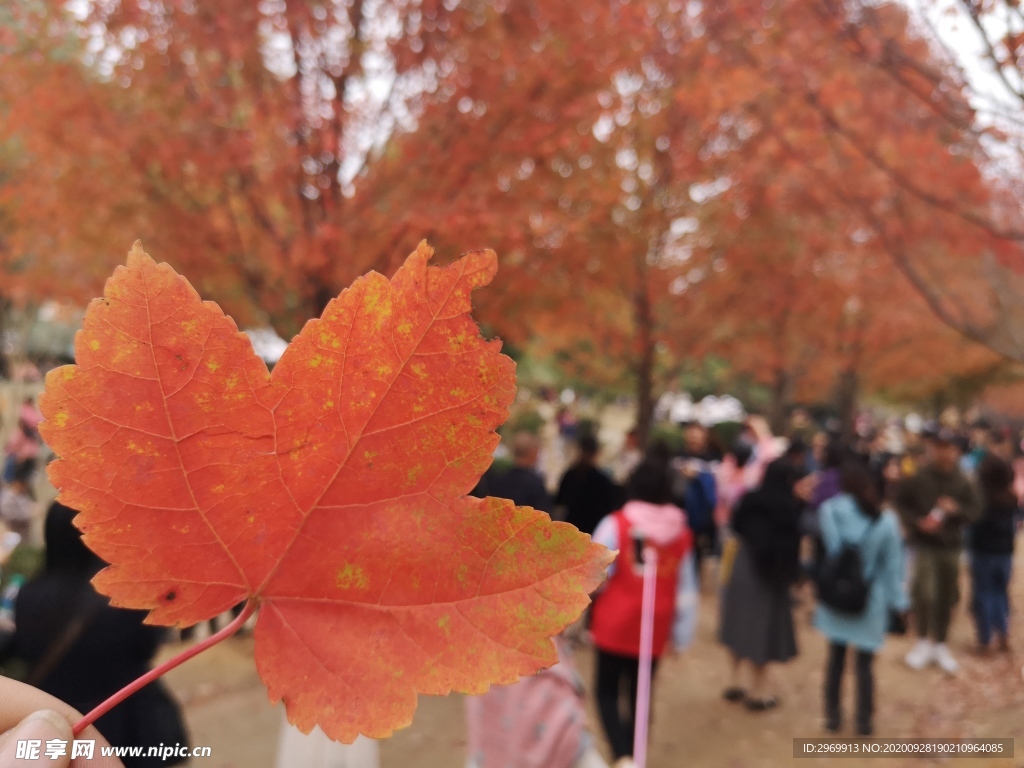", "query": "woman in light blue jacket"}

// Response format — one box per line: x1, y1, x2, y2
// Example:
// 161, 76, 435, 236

816, 462, 909, 736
